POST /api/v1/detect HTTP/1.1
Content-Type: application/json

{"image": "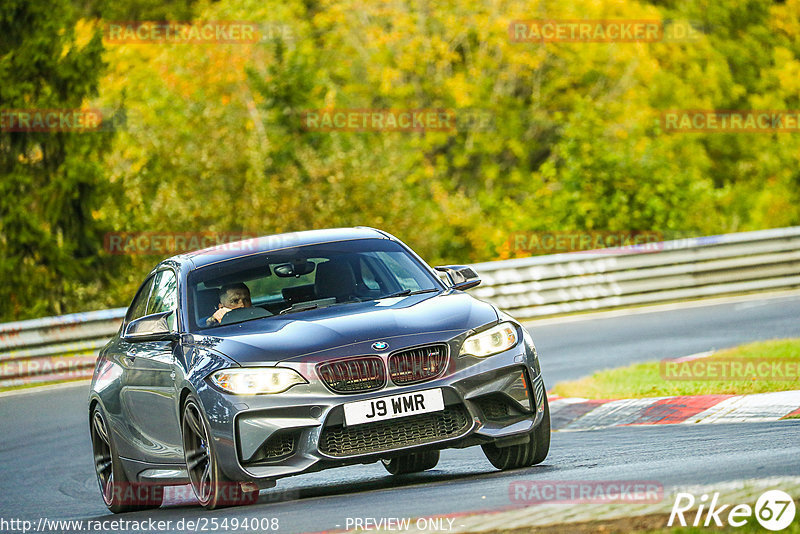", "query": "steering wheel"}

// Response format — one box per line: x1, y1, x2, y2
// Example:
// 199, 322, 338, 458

219, 306, 272, 325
